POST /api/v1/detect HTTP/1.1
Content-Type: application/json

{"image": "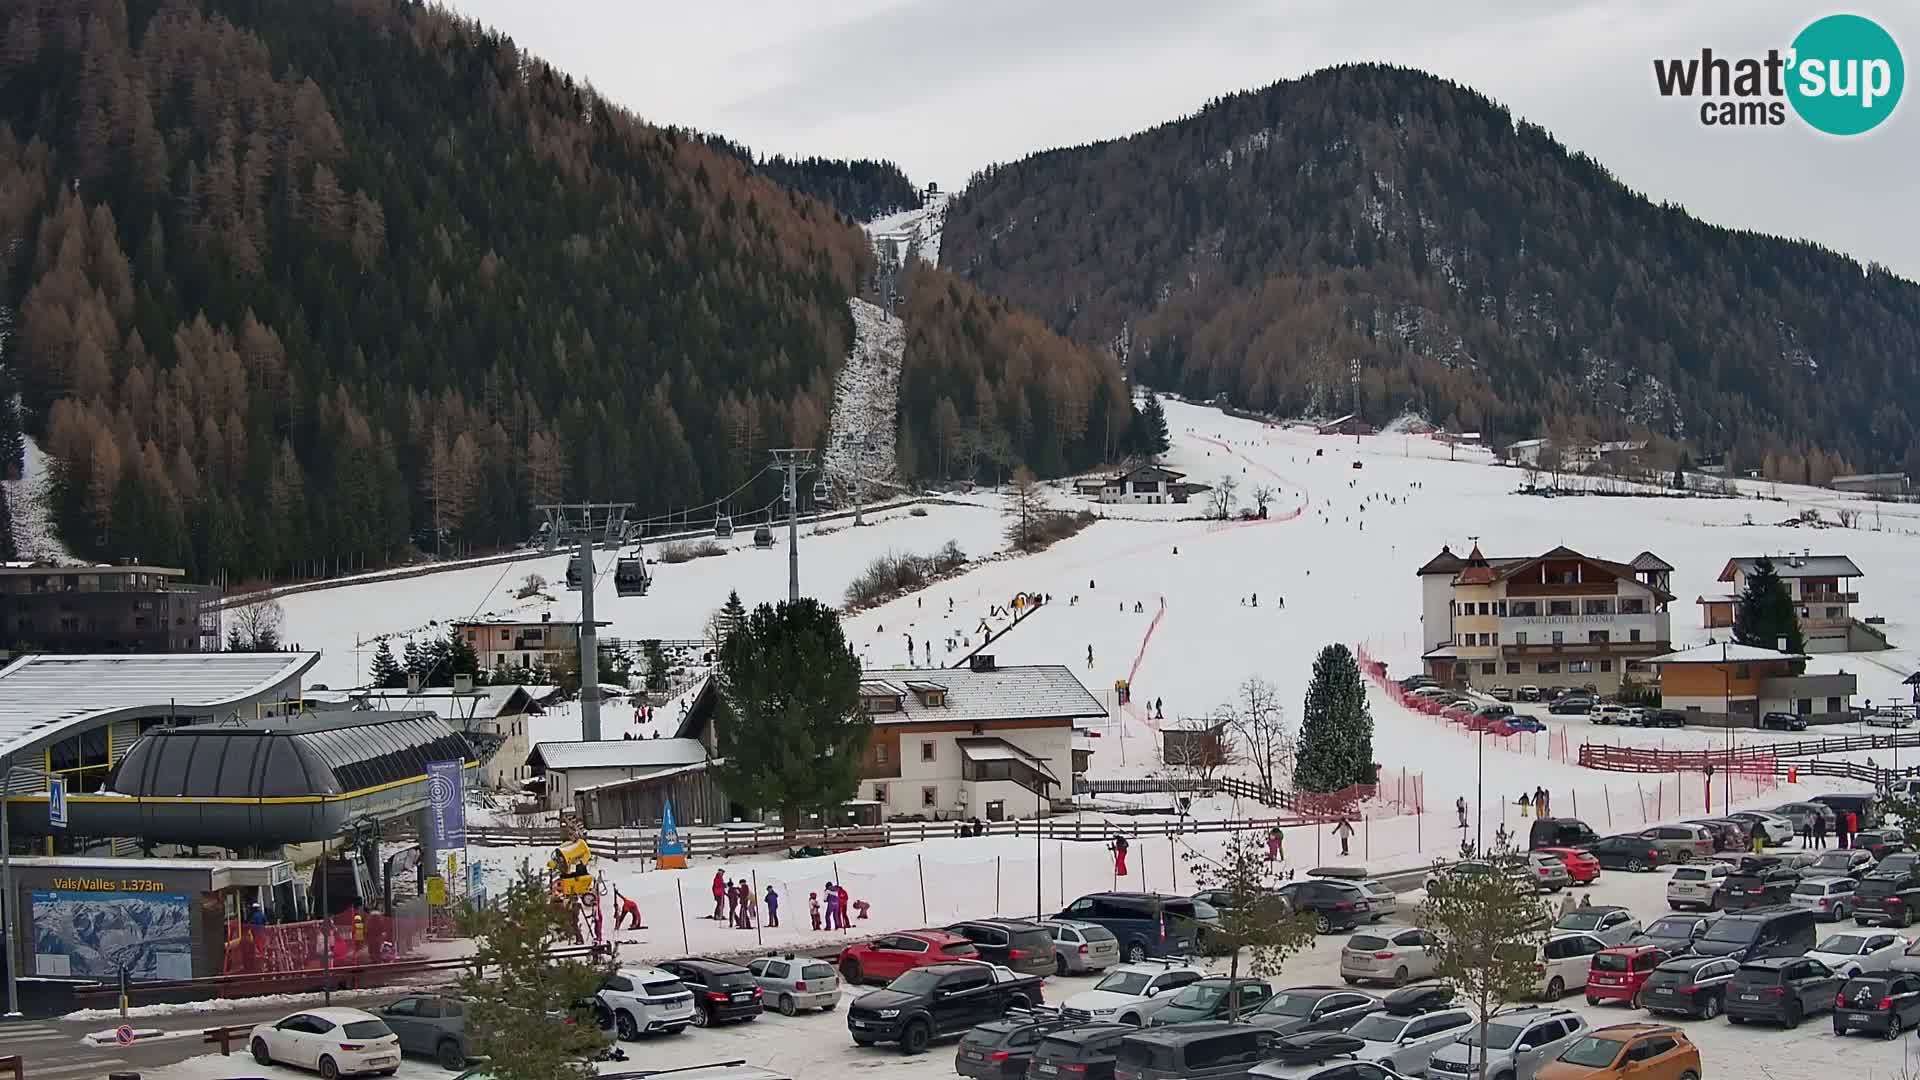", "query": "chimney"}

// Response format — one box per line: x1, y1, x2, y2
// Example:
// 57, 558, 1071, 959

970, 654, 997, 673
406, 672, 423, 694
454, 673, 474, 693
